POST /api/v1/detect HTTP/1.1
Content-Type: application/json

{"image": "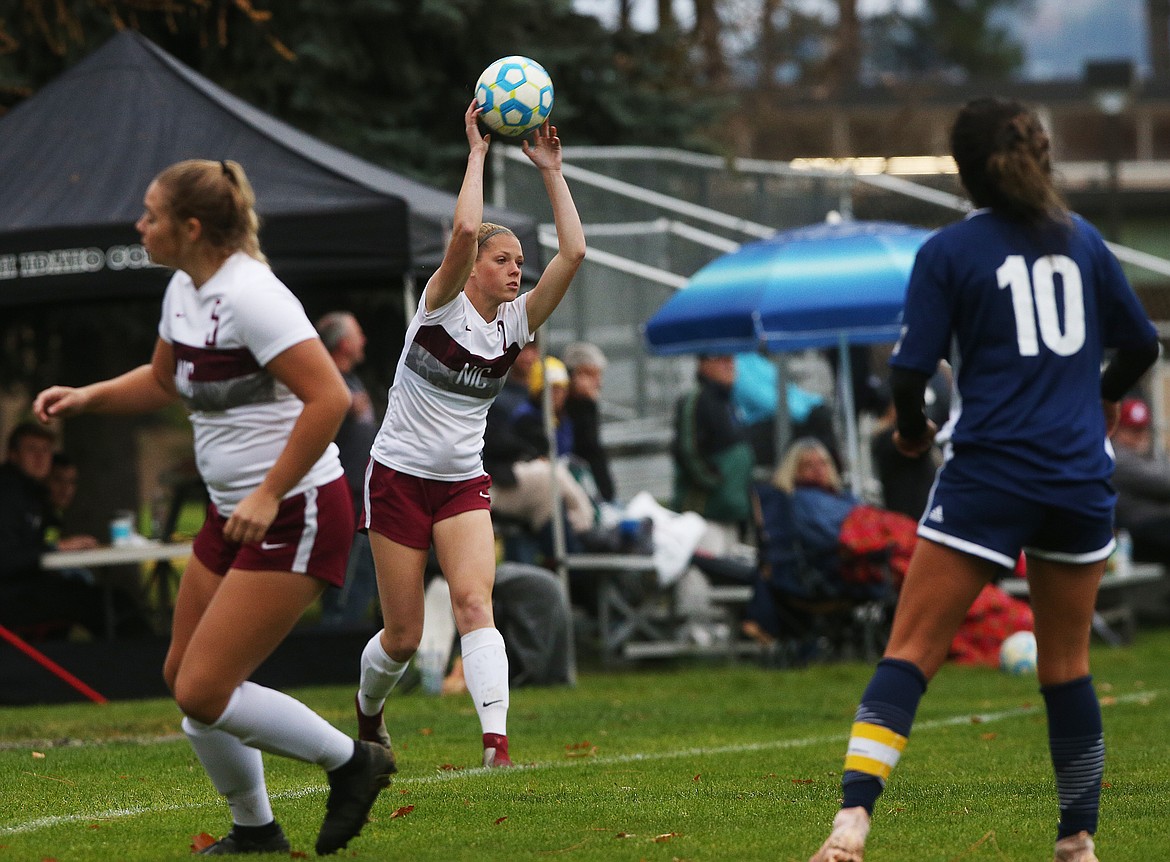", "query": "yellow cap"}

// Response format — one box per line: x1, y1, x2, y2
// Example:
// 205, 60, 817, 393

529, 356, 569, 396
